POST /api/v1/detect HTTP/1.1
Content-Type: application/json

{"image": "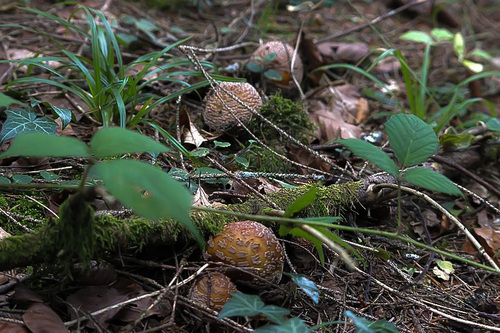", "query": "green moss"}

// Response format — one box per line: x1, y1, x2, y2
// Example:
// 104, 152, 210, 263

0, 194, 49, 234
